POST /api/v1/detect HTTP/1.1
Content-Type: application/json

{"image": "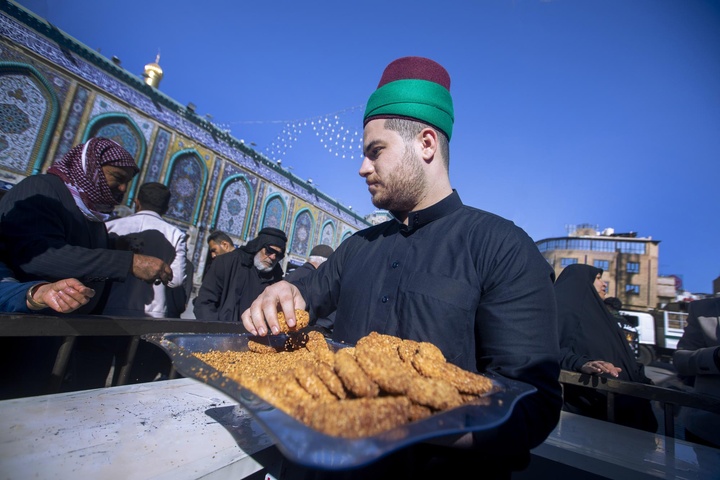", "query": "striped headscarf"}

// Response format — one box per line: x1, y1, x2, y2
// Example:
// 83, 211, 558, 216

47, 137, 138, 221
